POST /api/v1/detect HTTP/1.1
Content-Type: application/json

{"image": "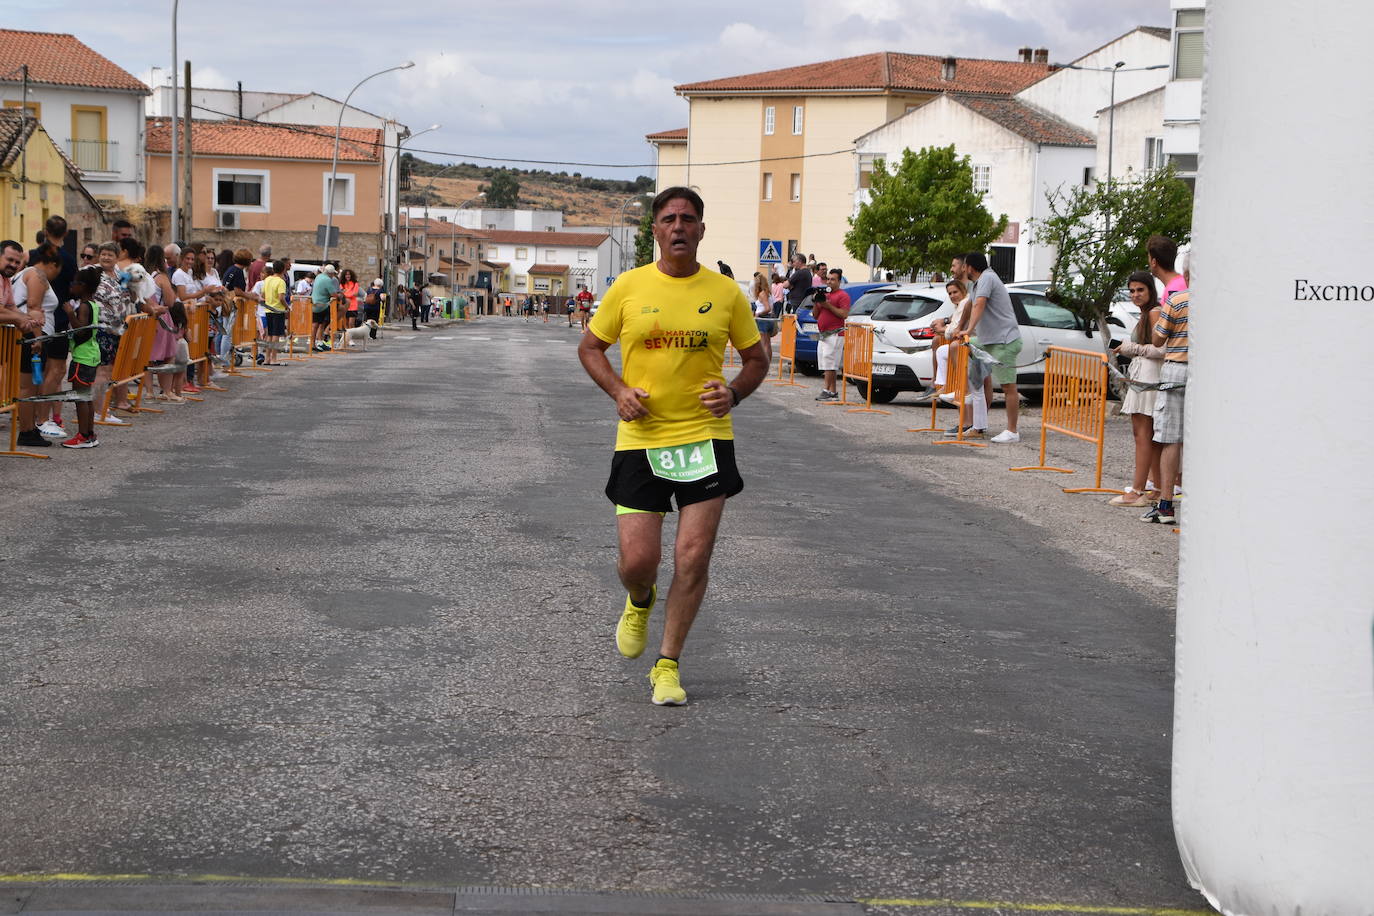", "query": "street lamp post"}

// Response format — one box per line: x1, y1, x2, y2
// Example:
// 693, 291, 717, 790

1053, 60, 1168, 235
170, 0, 180, 241
612, 197, 642, 280
387, 123, 438, 298
323, 61, 414, 264
448, 193, 484, 295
